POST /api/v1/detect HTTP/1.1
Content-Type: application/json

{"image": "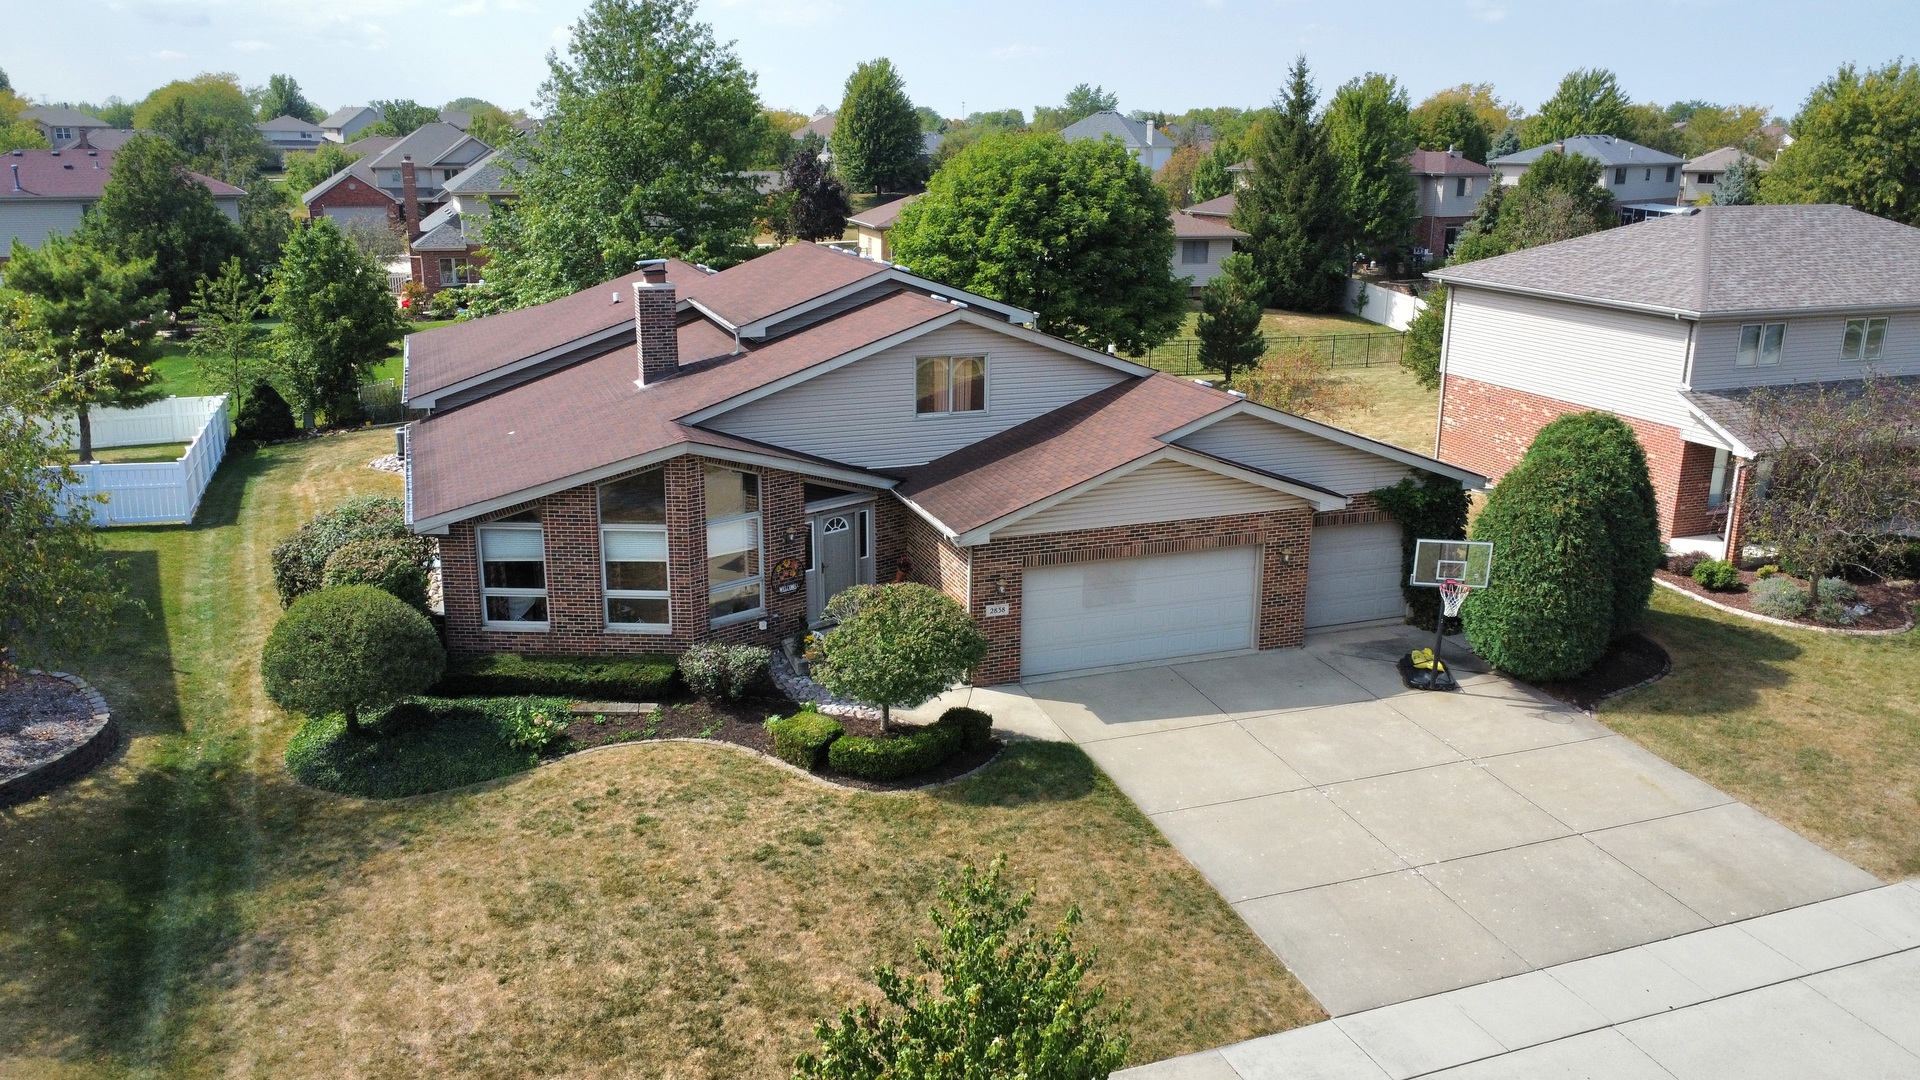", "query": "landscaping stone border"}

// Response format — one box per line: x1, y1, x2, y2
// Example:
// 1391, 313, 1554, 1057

768, 651, 883, 721
1654, 577, 1915, 636
0, 671, 117, 809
